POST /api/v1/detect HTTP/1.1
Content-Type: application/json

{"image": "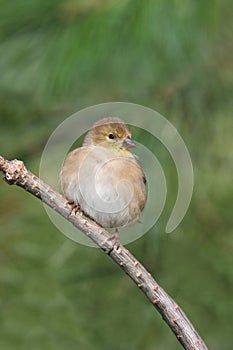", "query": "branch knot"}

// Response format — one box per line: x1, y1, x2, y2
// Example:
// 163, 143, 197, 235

0, 157, 27, 185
